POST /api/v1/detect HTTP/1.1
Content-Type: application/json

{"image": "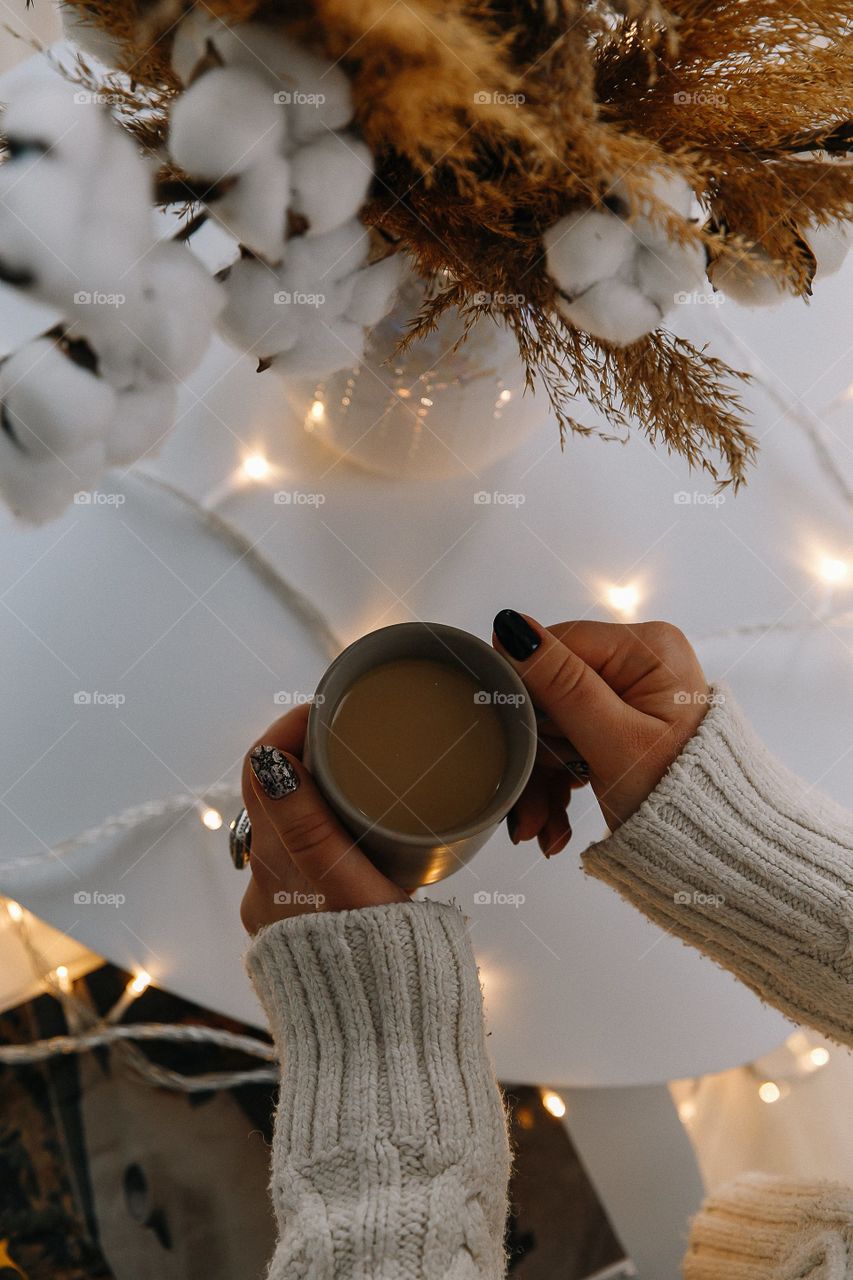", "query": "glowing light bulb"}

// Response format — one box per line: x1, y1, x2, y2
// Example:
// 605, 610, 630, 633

242, 453, 271, 481
605, 583, 640, 617
309, 399, 325, 421
128, 971, 151, 997
758, 1081, 781, 1104
54, 965, 72, 993
540, 1089, 566, 1118
816, 556, 849, 585
498, 389, 512, 403
201, 807, 223, 831
785, 1030, 810, 1055
809, 1046, 830, 1067
6, 900, 23, 922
